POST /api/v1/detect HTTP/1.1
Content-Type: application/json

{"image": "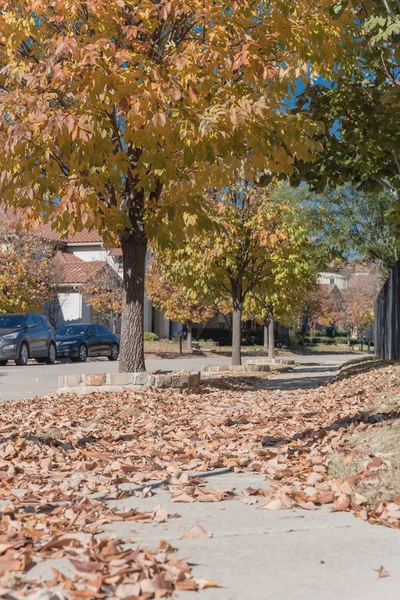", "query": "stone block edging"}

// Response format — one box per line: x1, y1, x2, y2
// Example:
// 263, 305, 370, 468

244, 358, 296, 366
58, 371, 201, 394
202, 363, 293, 374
